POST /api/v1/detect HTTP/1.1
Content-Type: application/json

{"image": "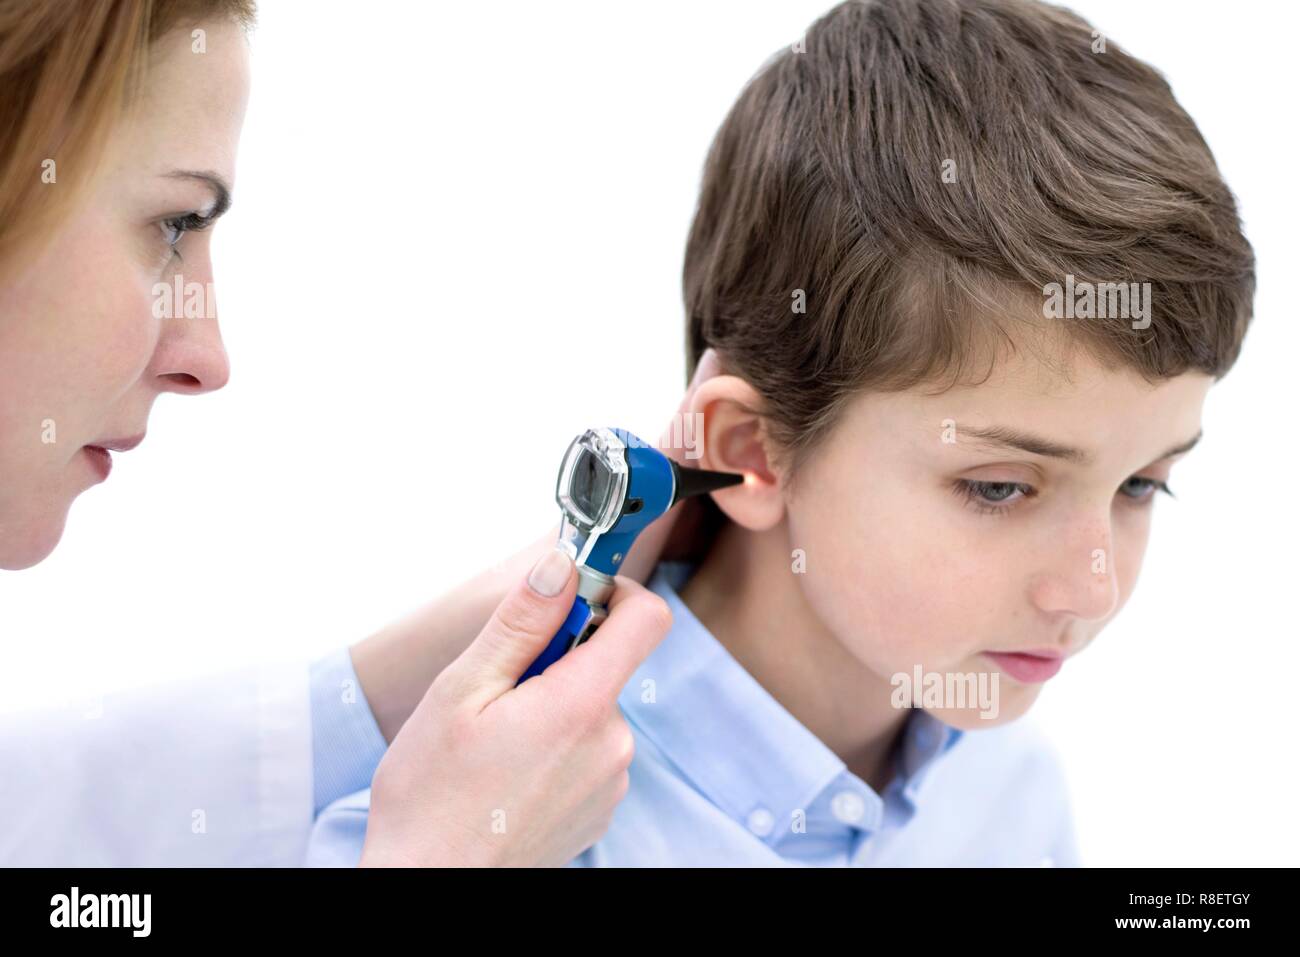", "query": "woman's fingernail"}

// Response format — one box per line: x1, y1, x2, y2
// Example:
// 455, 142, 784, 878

527, 545, 573, 597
